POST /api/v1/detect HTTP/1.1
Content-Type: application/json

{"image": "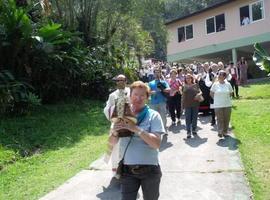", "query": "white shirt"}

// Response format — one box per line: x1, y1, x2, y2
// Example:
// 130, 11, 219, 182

210, 81, 233, 108
103, 87, 130, 120
242, 17, 250, 25
148, 66, 154, 76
